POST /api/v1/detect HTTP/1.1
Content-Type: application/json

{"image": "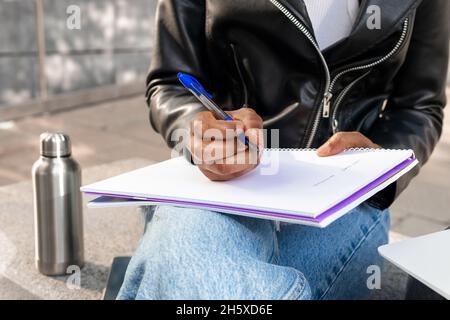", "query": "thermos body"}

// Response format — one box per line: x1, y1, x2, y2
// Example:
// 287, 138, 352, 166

32, 133, 84, 276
